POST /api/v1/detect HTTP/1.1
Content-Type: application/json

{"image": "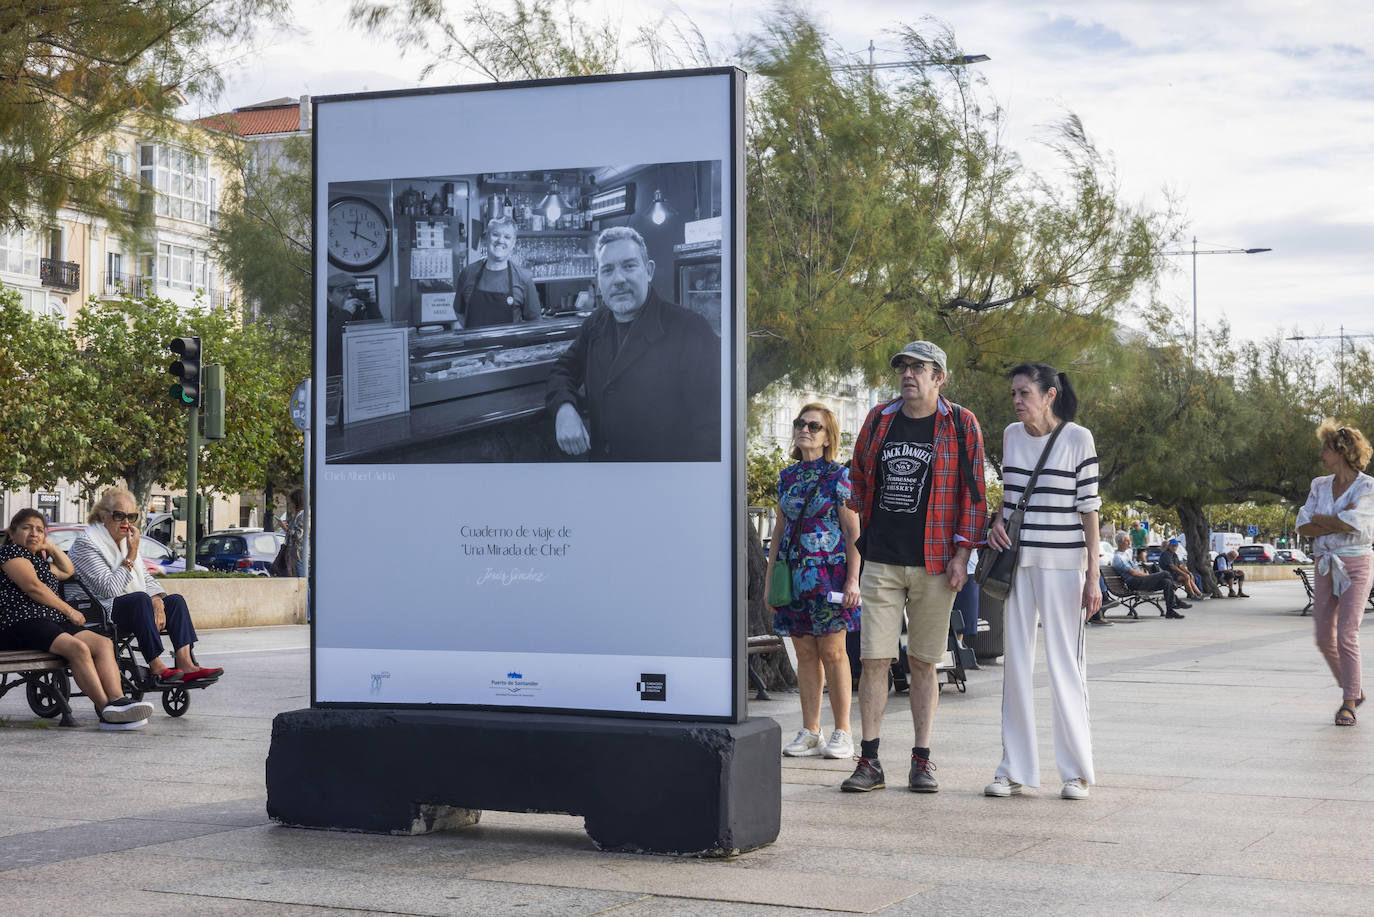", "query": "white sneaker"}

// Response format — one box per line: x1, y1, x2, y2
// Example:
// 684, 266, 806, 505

782, 728, 823, 757
1061, 778, 1090, 800
984, 776, 1022, 797
820, 729, 854, 759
